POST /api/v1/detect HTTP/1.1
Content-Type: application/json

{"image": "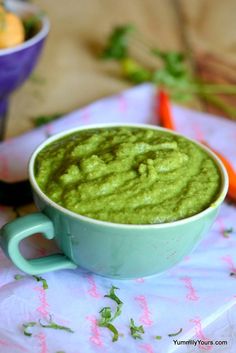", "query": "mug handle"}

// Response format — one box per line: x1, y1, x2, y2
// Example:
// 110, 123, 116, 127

0, 212, 77, 275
